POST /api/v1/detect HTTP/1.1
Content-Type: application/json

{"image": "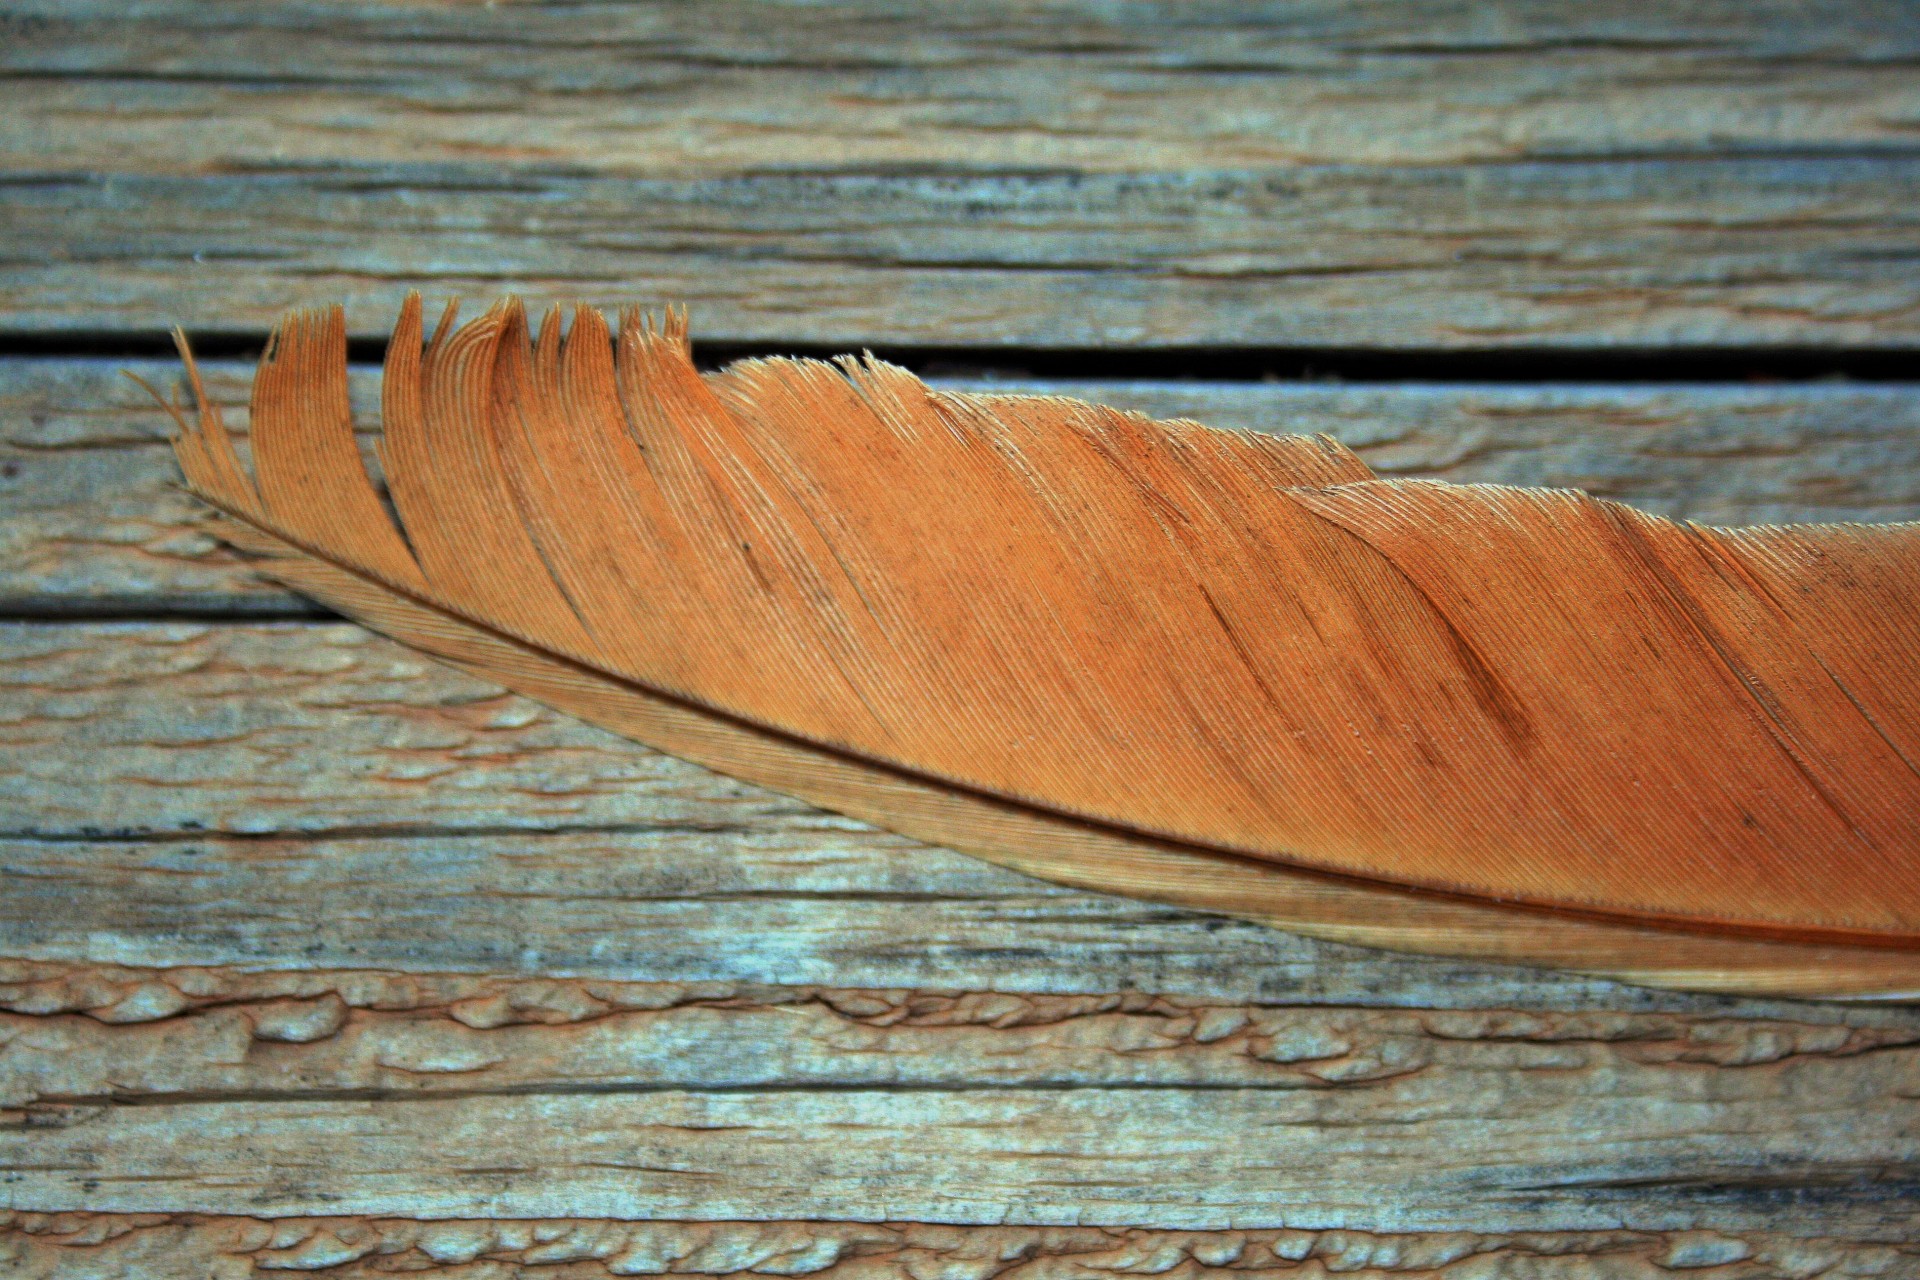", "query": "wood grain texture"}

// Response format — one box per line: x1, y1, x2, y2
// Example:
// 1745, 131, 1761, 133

6, 1, 1918, 174
3, 958, 1915, 1237
3, 976, 1918, 1235
7, 162, 1918, 346
6, 0, 1916, 351
8, 1076, 1918, 1231
7, 0, 1920, 1248
6, 1213, 1905, 1280
0, 622, 1773, 1010
8, 357, 1918, 615
7, 959, 1914, 1105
